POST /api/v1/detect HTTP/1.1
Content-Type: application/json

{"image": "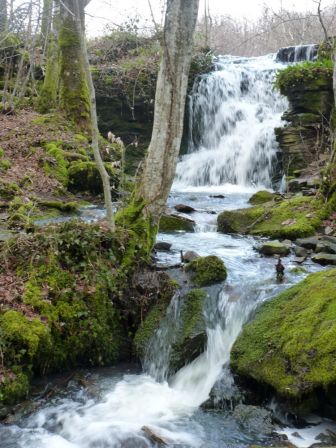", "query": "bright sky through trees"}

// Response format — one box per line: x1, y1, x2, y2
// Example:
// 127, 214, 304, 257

85, 0, 335, 36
